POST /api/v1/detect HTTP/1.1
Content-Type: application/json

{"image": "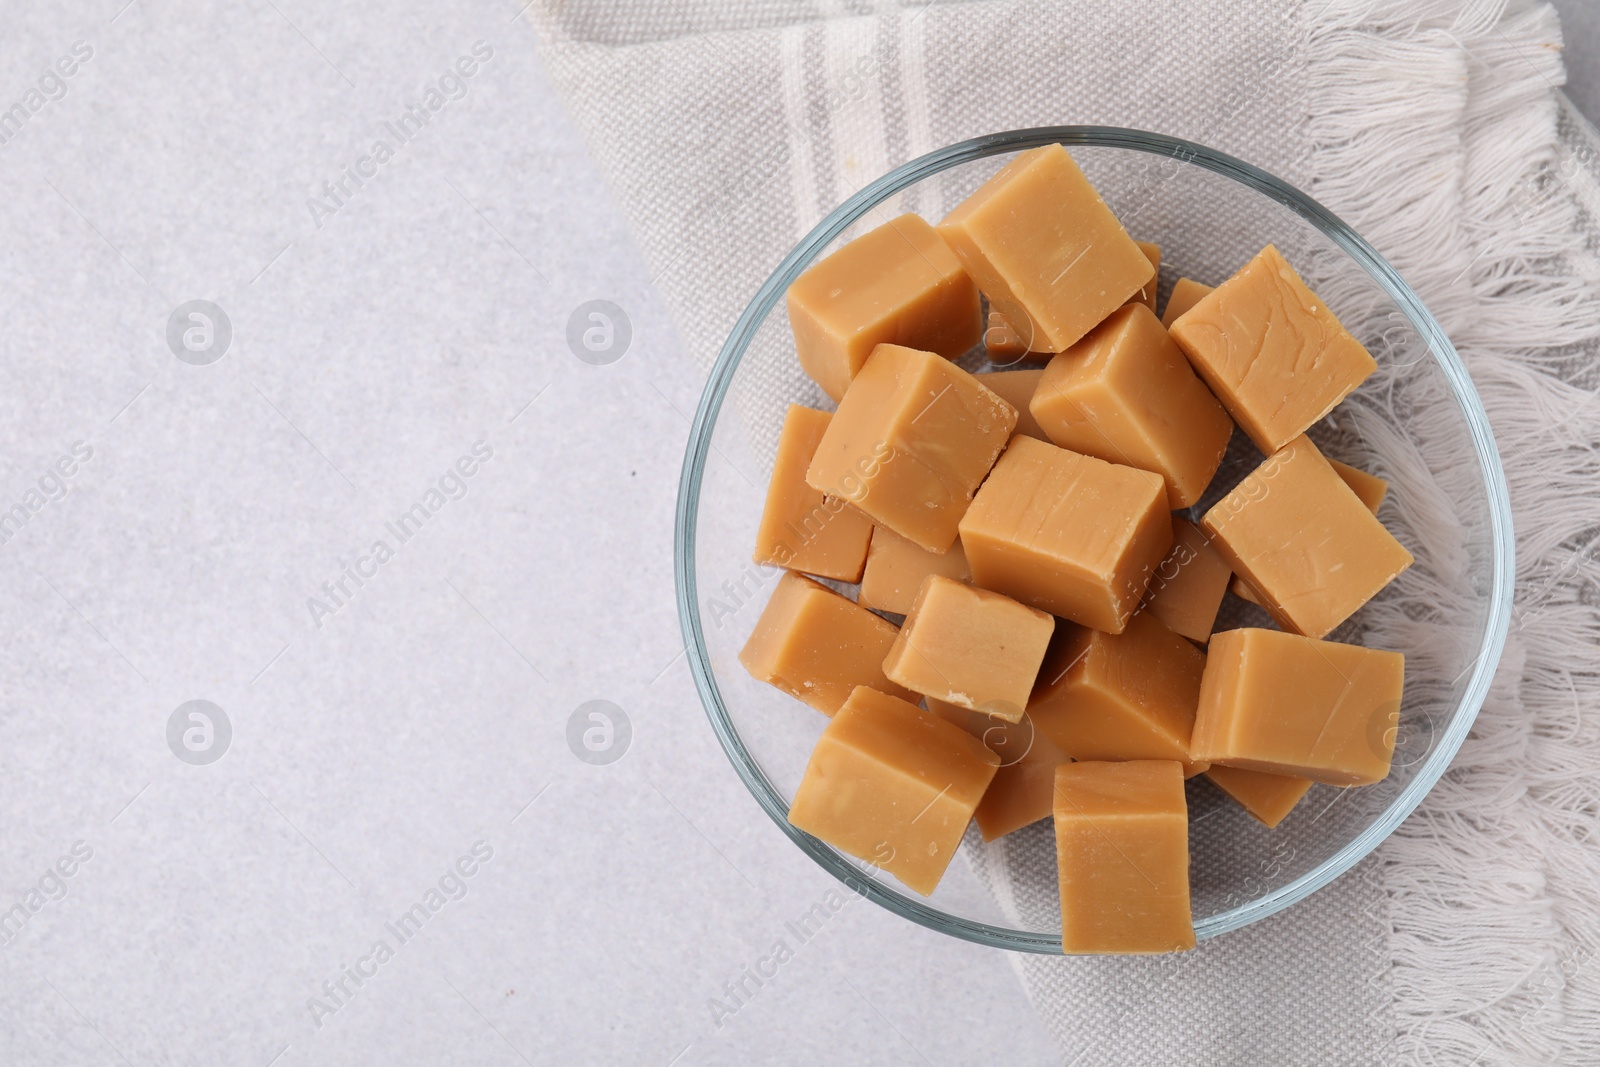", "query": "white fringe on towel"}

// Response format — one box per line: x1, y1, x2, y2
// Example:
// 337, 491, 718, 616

1307, 1, 1600, 1061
